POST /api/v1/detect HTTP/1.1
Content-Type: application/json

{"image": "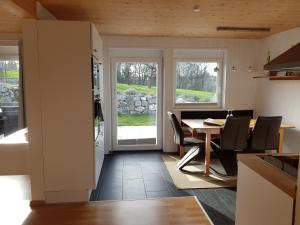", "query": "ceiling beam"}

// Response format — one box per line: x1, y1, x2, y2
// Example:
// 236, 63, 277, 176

1, 0, 37, 18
